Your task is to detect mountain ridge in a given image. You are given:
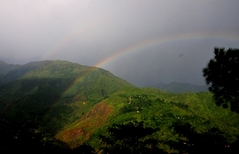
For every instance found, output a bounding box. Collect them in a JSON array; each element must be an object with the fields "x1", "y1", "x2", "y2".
[
  {"x1": 0, "y1": 60, "x2": 238, "y2": 153},
  {"x1": 152, "y1": 81, "x2": 208, "y2": 93},
  {"x1": 0, "y1": 60, "x2": 134, "y2": 133}
]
